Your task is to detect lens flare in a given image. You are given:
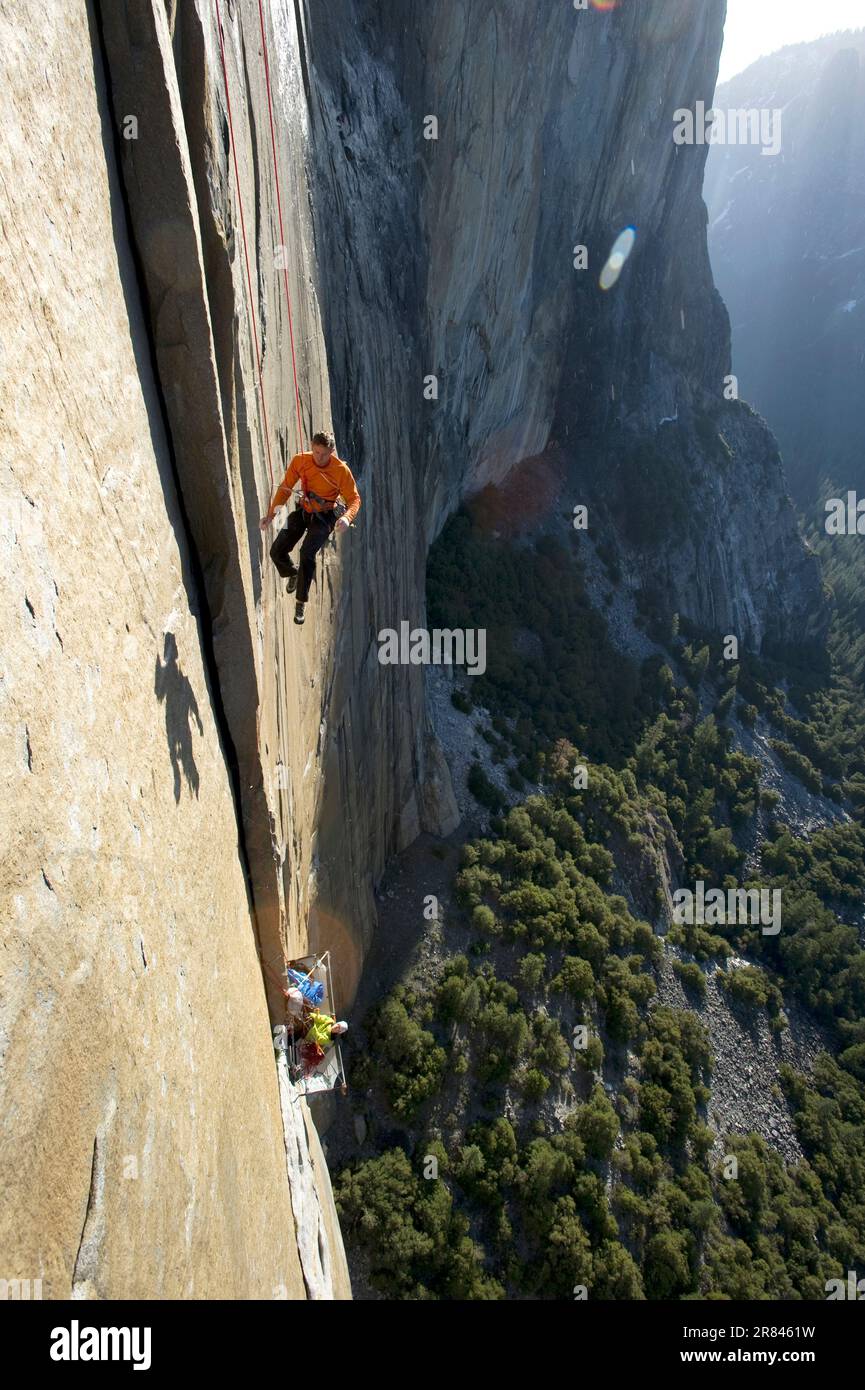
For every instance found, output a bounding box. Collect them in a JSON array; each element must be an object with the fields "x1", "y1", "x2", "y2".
[
  {"x1": 590, "y1": 0, "x2": 620, "y2": 11},
  {"x1": 599, "y1": 226, "x2": 636, "y2": 291},
  {"x1": 466, "y1": 445, "x2": 566, "y2": 537}
]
